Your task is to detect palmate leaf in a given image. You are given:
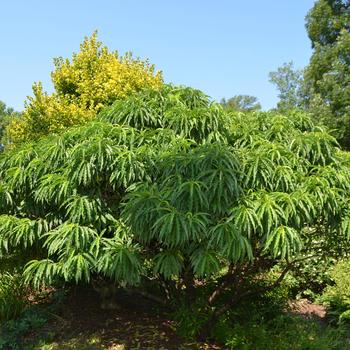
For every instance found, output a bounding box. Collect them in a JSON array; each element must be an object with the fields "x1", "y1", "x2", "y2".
[
  {"x1": 290, "y1": 130, "x2": 338, "y2": 166},
  {"x1": 97, "y1": 236, "x2": 141, "y2": 285},
  {"x1": 0, "y1": 184, "x2": 12, "y2": 210},
  {"x1": 313, "y1": 164, "x2": 350, "y2": 192},
  {"x1": 162, "y1": 106, "x2": 208, "y2": 141},
  {"x1": 44, "y1": 223, "x2": 98, "y2": 256},
  {"x1": 190, "y1": 248, "x2": 221, "y2": 277},
  {"x1": 106, "y1": 124, "x2": 139, "y2": 148},
  {"x1": 152, "y1": 206, "x2": 189, "y2": 247},
  {"x1": 262, "y1": 142, "x2": 296, "y2": 166},
  {"x1": 265, "y1": 115, "x2": 295, "y2": 142},
  {"x1": 229, "y1": 202, "x2": 261, "y2": 237},
  {"x1": 109, "y1": 148, "x2": 147, "y2": 188},
  {"x1": 23, "y1": 157, "x2": 47, "y2": 188},
  {"x1": 208, "y1": 219, "x2": 253, "y2": 261},
  {"x1": 242, "y1": 150, "x2": 276, "y2": 190},
  {"x1": 122, "y1": 184, "x2": 161, "y2": 244},
  {"x1": 66, "y1": 137, "x2": 117, "y2": 186},
  {"x1": 0, "y1": 215, "x2": 15, "y2": 254},
  {"x1": 254, "y1": 192, "x2": 286, "y2": 234},
  {"x1": 154, "y1": 250, "x2": 184, "y2": 279},
  {"x1": 271, "y1": 165, "x2": 299, "y2": 192},
  {"x1": 157, "y1": 151, "x2": 197, "y2": 180},
  {"x1": 264, "y1": 225, "x2": 302, "y2": 259},
  {"x1": 182, "y1": 211, "x2": 211, "y2": 241},
  {"x1": 0, "y1": 143, "x2": 37, "y2": 171},
  {"x1": 198, "y1": 145, "x2": 241, "y2": 213},
  {"x1": 0, "y1": 215, "x2": 47, "y2": 254},
  {"x1": 101, "y1": 93, "x2": 163, "y2": 129},
  {"x1": 167, "y1": 86, "x2": 210, "y2": 109},
  {"x1": 11, "y1": 218, "x2": 48, "y2": 248},
  {"x1": 163, "y1": 103, "x2": 228, "y2": 143},
  {"x1": 269, "y1": 192, "x2": 303, "y2": 228},
  {"x1": 204, "y1": 129, "x2": 230, "y2": 144},
  {"x1": 23, "y1": 259, "x2": 62, "y2": 289},
  {"x1": 71, "y1": 137, "x2": 115, "y2": 173},
  {"x1": 61, "y1": 251, "x2": 95, "y2": 283},
  {"x1": 170, "y1": 179, "x2": 209, "y2": 213},
  {"x1": 3, "y1": 166, "x2": 26, "y2": 192},
  {"x1": 65, "y1": 141, "x2": 98, "y2": 186},
  {"x1": 230, "y1": 114, "x2": 263, "y2": 148},
  {"x1": 39, "y1": 136, "x2": 67, "y2": 168},
  {"x1": 140, "y1": 128, "x2": 185, "y2": 151},
  {"x1": 203, "y1": 166, "x2": 240, "y2": 214},
  {"x1": 288, "y1": 110, "x2": 315, "y2": 132},
  {"x1": 301, "y1": 174, "x2": 339, "y2": 216},
  {"x1": 64, "y1": 195, "x2": 104, "y2": 225},
  {"x1": 152, "y1": 205, "x2": 210, "y2": 247},
  {"x1": 35, "y1": 173, "x2": 74, "y2": 205}
]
